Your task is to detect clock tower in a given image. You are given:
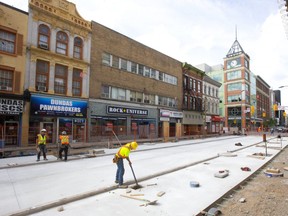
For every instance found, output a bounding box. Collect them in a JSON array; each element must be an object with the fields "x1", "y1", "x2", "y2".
[{"x1": 223, "y1": 35, "x2": 251, "y2": 133}]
